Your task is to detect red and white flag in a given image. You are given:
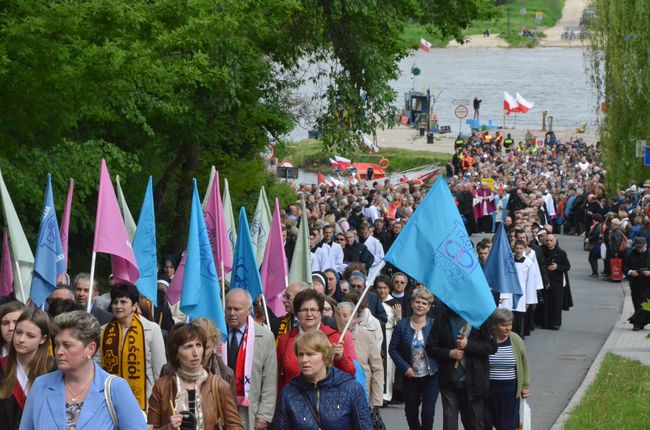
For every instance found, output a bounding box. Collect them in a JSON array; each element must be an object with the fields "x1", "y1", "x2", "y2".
[
  {"x1": 515, "y1": 92, "x2": 534, "y2": 113},
  {"x1": 419, "y1": 38, "x2": 432, "y2": 52},
  {"x1": 503, "y1": 92, "x2": 519, "y2": 115}
]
